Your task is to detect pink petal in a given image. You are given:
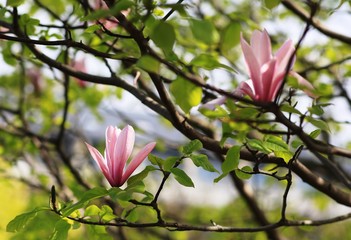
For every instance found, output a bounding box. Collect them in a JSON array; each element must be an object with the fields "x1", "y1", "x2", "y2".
[
  {"x1": 105, "y1": 126, "x2": 119, "y2": 175},
  {"x1": 290, "y1": 71, "x2": 316, "y2": 98},
  {"x1": 114, "y1": 125, "x2": 135, "y2": 184},
  {"x1": 85, "y1": 142, "x2": 115, "y2": 186},
  {"x1": 237, "y1": 80, "x2": 255, "y2": 100},
  {"x1": 275, "y1": 39, "x2": 295, "y2": 75},
  {"x1": 201, "y1": 96, "x2": 227, "y2": 110},
  {"x1": 260, "y1": 59, "x2": 277, "y2": 101},
  {"x1": 121, "y1": 142, "x2": 156, "y2": 185},
  {"x1": 250, "y1": 29, "x2": 272, "y2": 66},
  {"x1": 241, "y1": 34, "x2": 263, "y2": 99}
]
